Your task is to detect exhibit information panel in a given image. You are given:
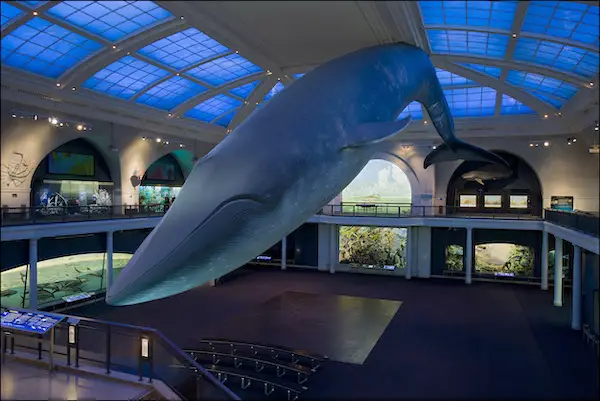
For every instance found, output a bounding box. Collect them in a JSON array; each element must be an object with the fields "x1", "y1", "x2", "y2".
[{"x1": 1, "y1": 309, "x2": 64, "y2": 334}]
